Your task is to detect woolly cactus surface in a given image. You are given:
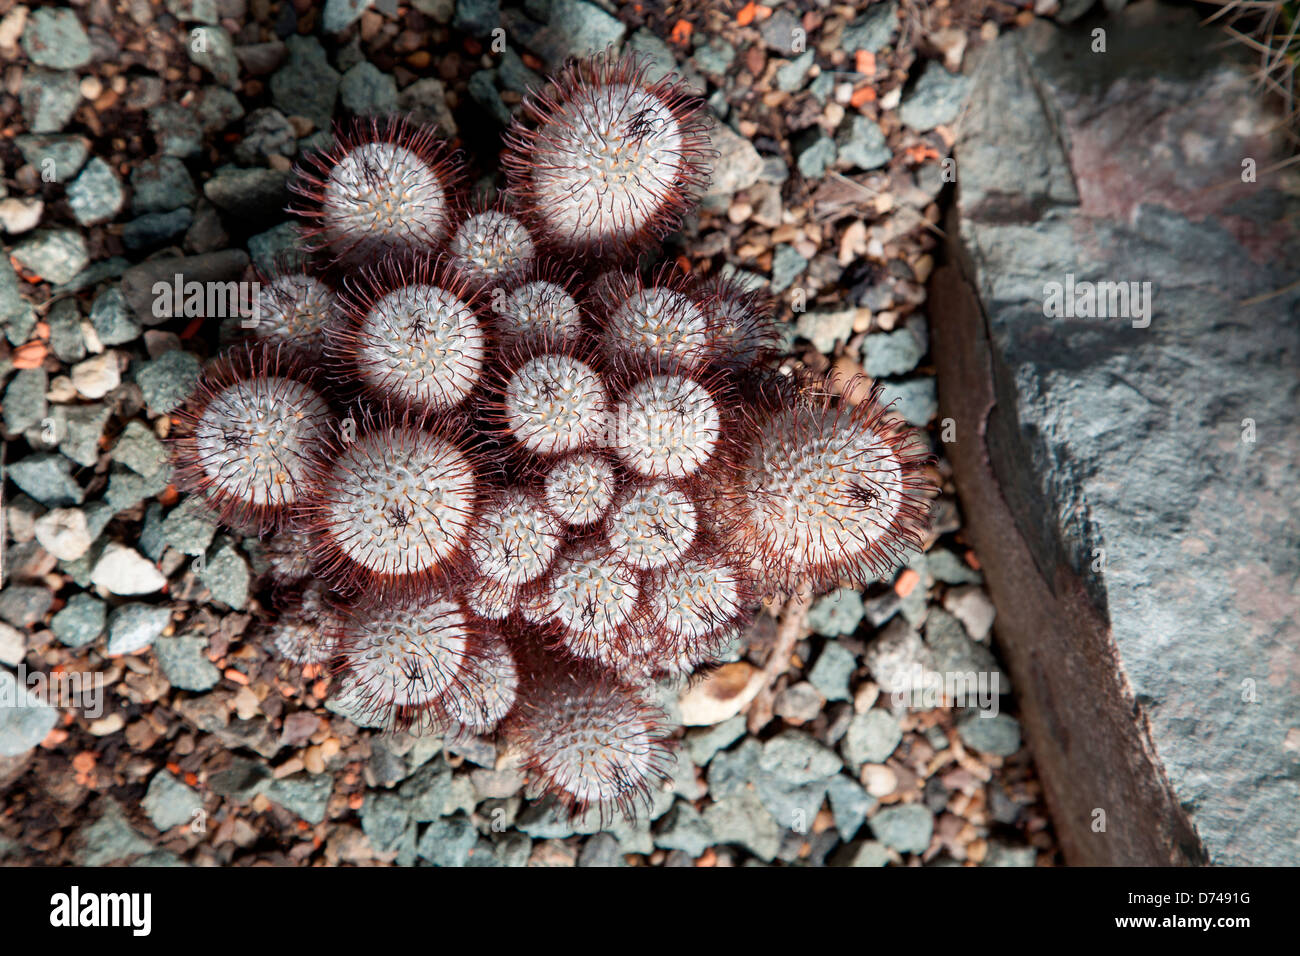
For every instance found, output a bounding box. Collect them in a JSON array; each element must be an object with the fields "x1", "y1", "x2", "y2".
[{"x1": 172, "y1": 53, "x2": 936, "y2": 822}]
